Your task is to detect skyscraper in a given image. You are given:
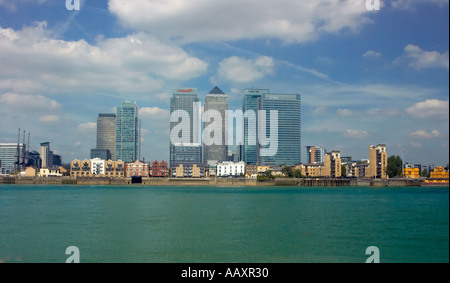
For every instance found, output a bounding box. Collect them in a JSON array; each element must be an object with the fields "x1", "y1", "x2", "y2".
[
  {"x1": 116, "y1": 101, "x2": 140, "y2": 163},
  {"x1": 204, "y1": 86, "x2": 228, "y2": 165},
  {"x1": 242, "y1": 89, "x2": 270, "y2": 165},
  {"x1": 40, "y1": 142, "x2": 52, "y2": 169},
  {"x1": 242, "y1": 89, "x2": 301, "y2": 166},
  {"x1": 170, "y1": 88, "x2": 202, "y2": 167},
  {"x1": 0, "y1": 143, "x2": 24, "y2": 174},
  {"x1": 97, "y1": 113, "x2": 116, "y2": 160}
]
